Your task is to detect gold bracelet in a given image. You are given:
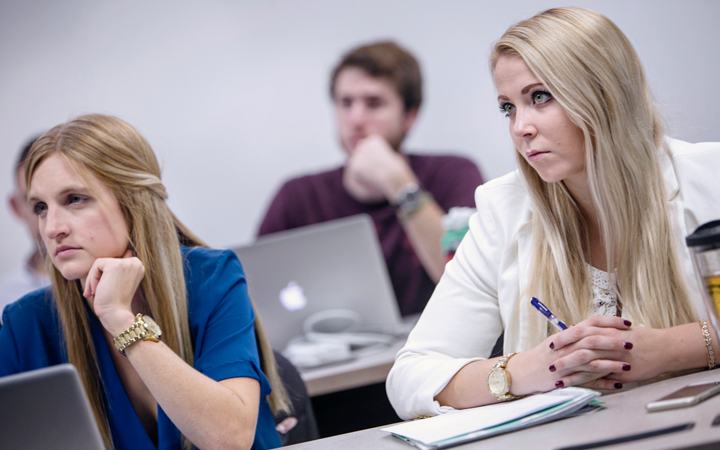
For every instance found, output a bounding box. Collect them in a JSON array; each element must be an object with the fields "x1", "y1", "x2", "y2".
[{"x1": 700, "y1": 320, "x2": 716, "y2": 370}]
